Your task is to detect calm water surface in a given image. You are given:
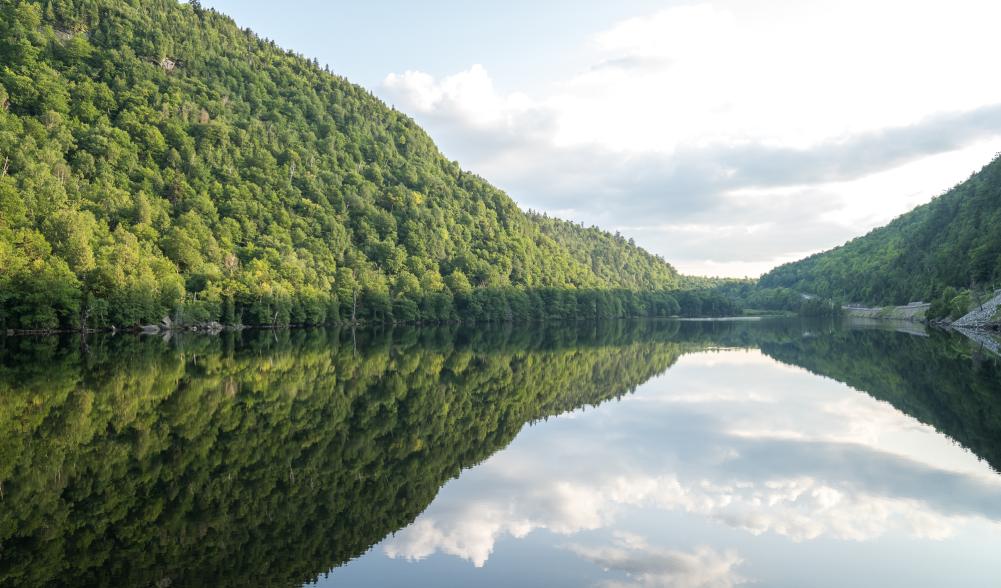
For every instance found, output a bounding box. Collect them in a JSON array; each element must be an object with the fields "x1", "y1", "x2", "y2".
[{"x1": 3, "y1": 319, "x2": 1001, "y2": 587}]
